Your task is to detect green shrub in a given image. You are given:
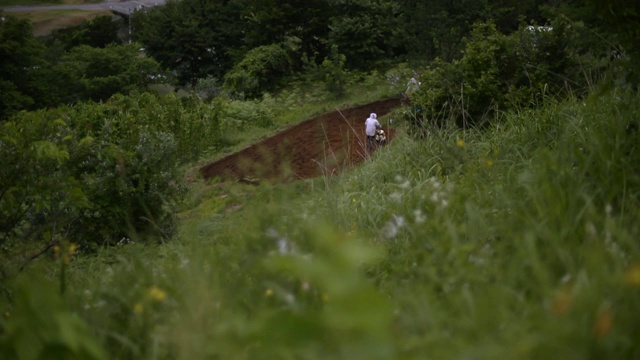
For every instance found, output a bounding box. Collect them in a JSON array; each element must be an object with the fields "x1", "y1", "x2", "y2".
[
  {"x1": 319, "y1": 45, "x2": 348, "y2": 99},
  {"x1": 0, "y1": 91, "x2": 230, "y2": 254},
  {"x1": 408, "y1": 17, "x2": 607, "y2": 132},
  {"x1": 223, "y1": 44, "x2": 293, "y2": 99}
]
